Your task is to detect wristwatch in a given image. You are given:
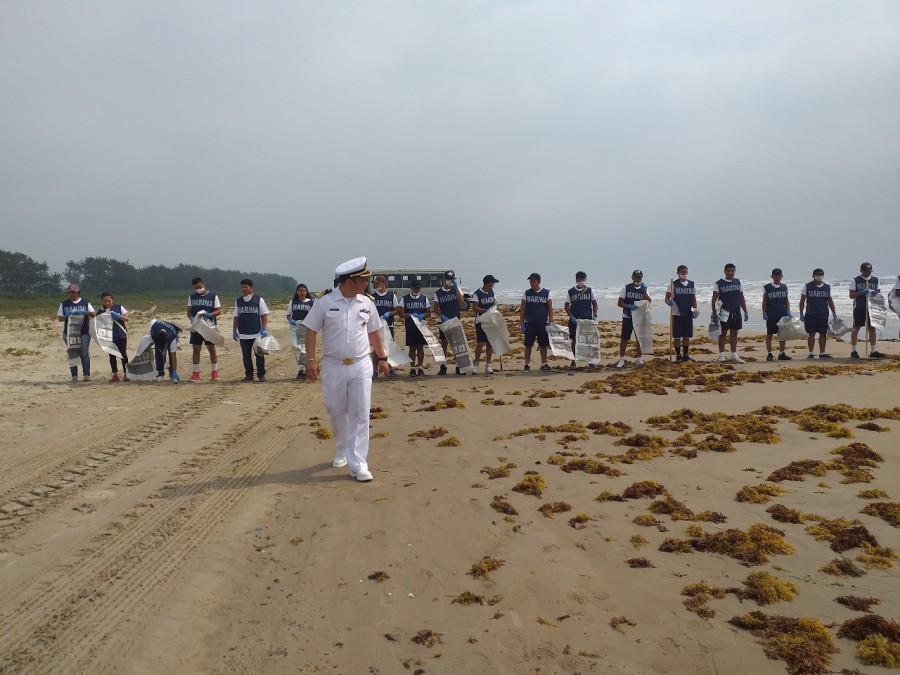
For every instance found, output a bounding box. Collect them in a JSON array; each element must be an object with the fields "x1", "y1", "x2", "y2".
[{"x1": 377, "y1": 355, "x2": 388, "y2": 362}]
